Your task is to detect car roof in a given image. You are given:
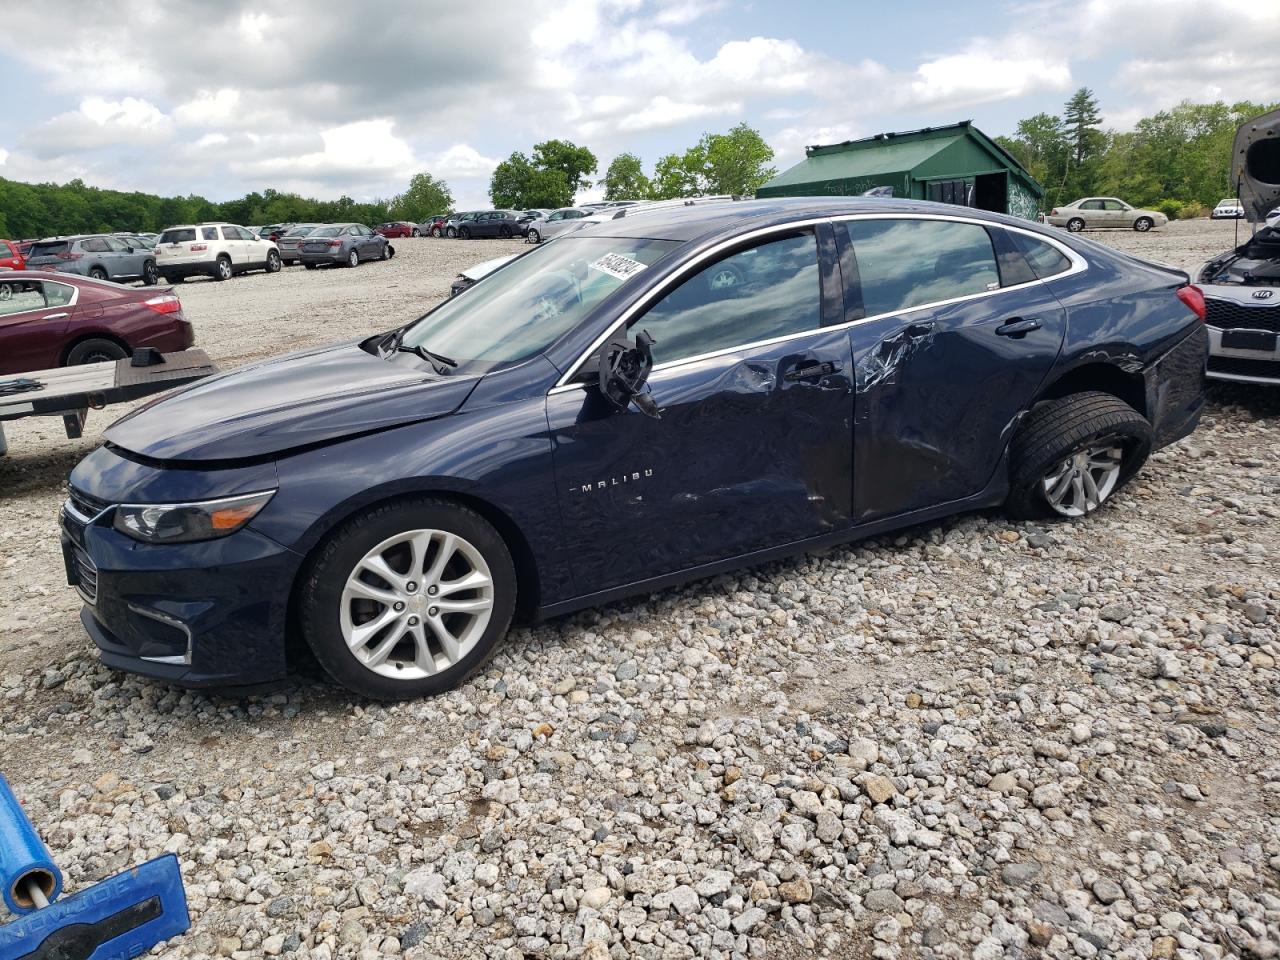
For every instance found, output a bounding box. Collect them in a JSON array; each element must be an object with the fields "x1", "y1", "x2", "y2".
[{"x1": 570, "y1": 196, "x2": 1055, "y2": 243}]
